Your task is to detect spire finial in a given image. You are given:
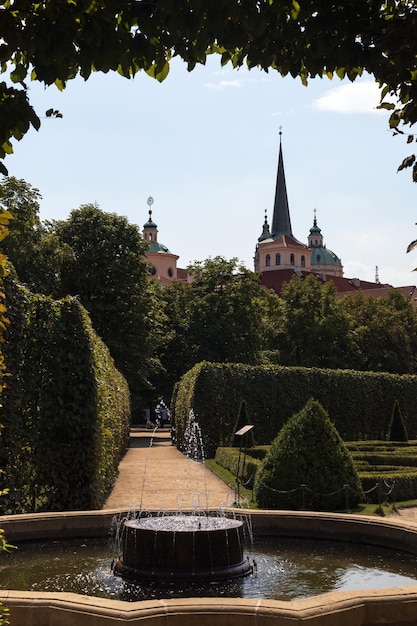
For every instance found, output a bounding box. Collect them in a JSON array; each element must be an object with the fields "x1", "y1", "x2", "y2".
[
  {"x1": 313, "y1": 208, "x2": 317, "y2": 227},
  {"x1": 147, "y1": 196, "x2": 154, "y2": 221},
  {"x1": 264, "y1": 208, "x2": 268, "y2": 223},
  {"x1": 271, "y1": 129, "x2": 292, "y2": 237}
]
